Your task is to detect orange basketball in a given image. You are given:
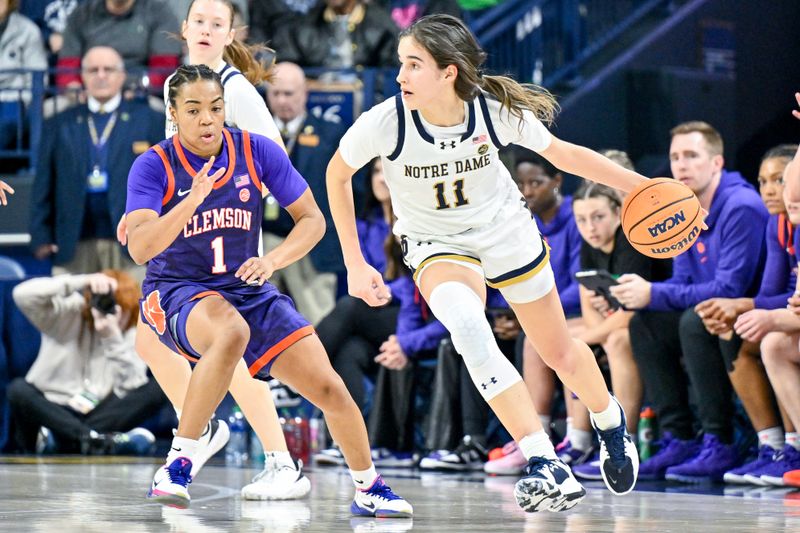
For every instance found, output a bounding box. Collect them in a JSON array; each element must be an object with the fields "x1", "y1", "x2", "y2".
[{"x1": 621, "y1": 178, "x2": 703, "y2": 259}]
